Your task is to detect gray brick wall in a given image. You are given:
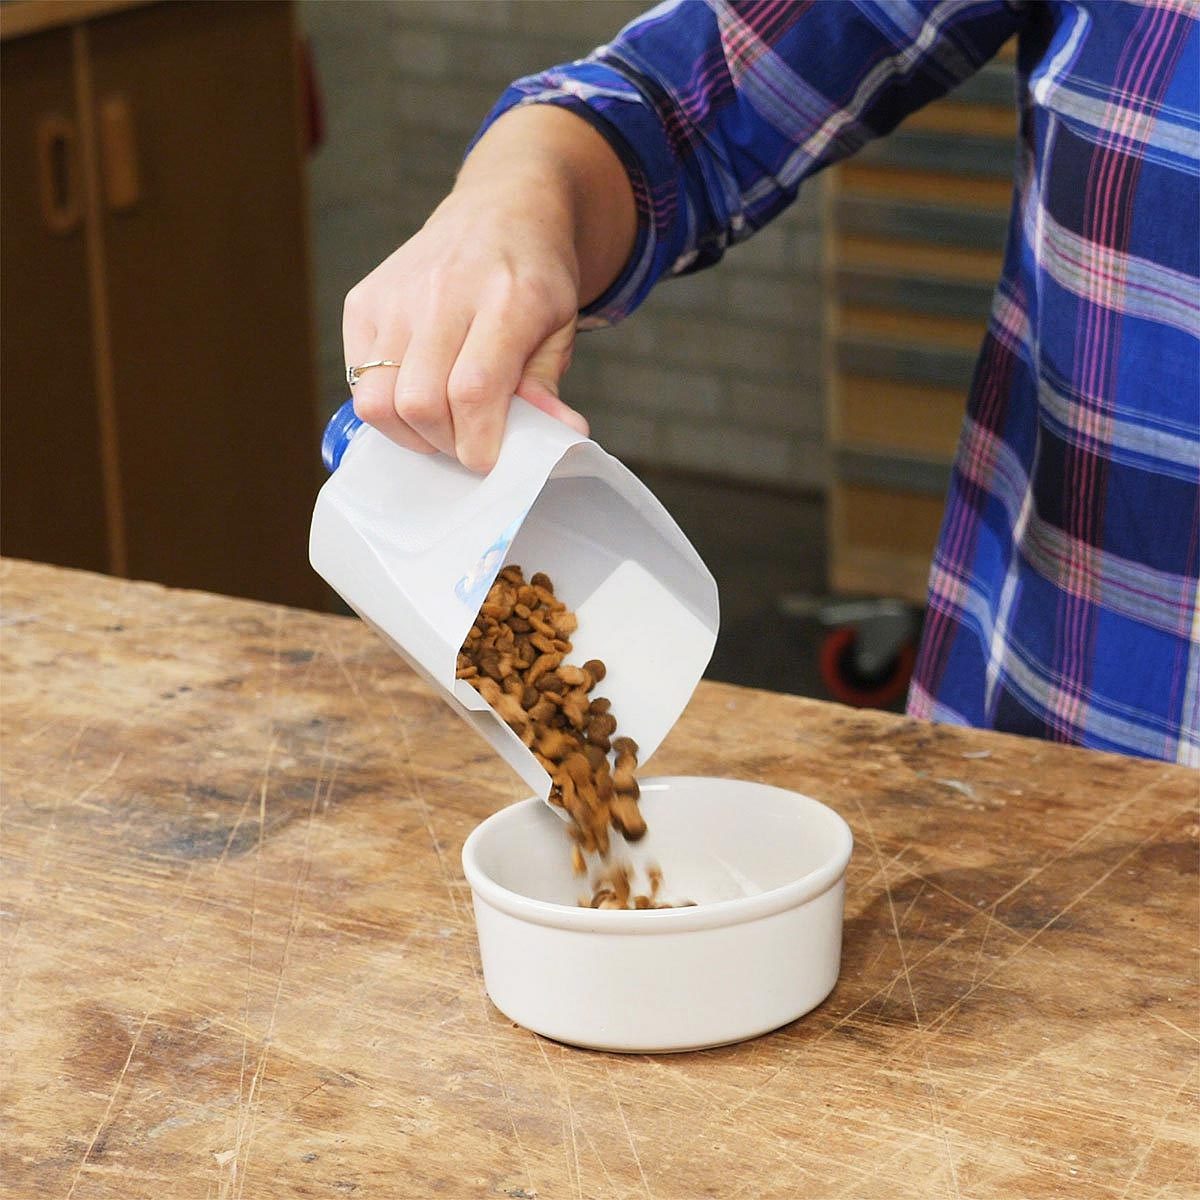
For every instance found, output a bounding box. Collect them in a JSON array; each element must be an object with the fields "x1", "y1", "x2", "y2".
[{"x1": 302, "y1": 0, "x2": 829, "y2": 491}]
